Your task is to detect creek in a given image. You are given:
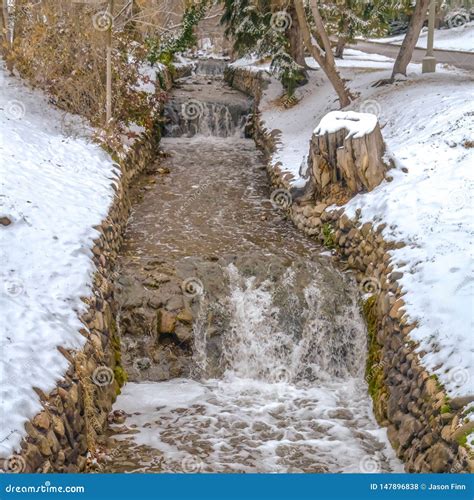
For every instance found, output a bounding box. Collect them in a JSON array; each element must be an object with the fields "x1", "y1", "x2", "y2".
[{"x1": 100, "y1": 61, "x2": 401, "y2": 473}]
